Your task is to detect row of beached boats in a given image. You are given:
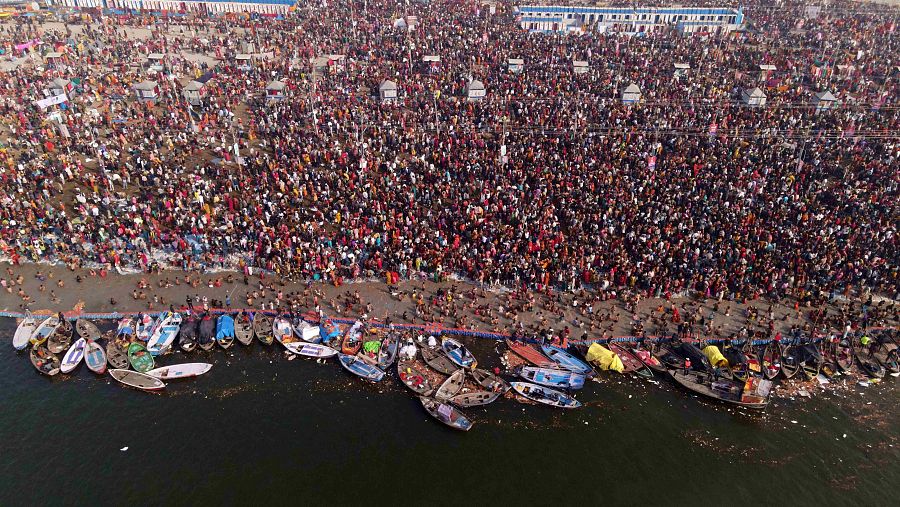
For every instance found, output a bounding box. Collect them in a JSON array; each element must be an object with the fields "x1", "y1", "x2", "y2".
[
  {"x1": 12, "y1": 310, "x2": 898, "y2": 430},
  {"x1": 12, "y1": 311, "x2": 215, "y2": 391}
]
